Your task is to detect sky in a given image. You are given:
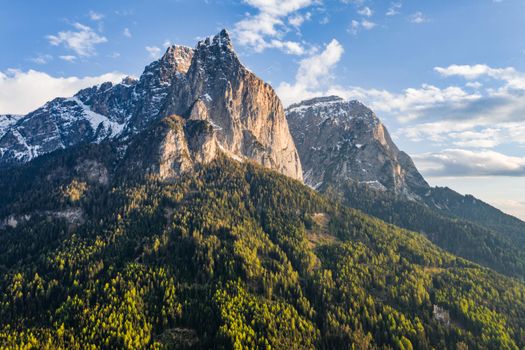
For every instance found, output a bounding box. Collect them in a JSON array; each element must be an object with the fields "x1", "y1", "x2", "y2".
[{"x1": 1, "y1": 0, "x2": 525, "y2": 219}]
